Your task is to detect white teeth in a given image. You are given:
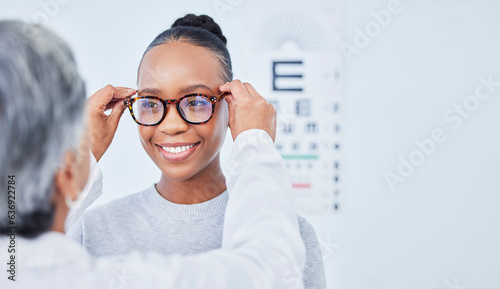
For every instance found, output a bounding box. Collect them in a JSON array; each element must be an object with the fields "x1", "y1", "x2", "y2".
[{"x1": 160, "y1": 144, "x2": 195, "y2": 154}]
